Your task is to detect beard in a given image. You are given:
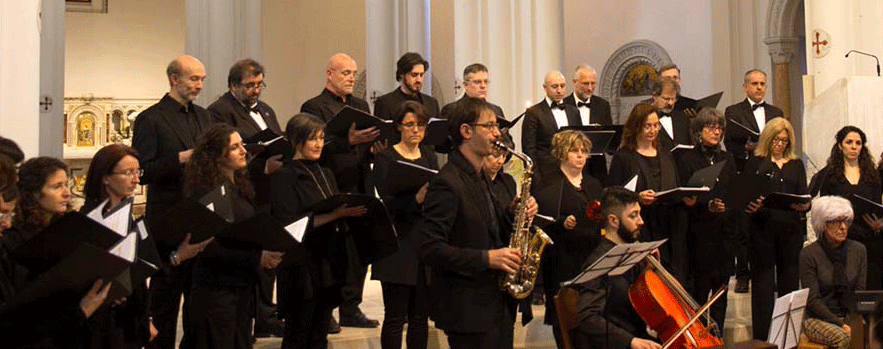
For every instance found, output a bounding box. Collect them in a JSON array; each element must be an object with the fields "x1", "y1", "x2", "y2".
[{"x1": 616, "y1": 223, "x2": 640, "y2": 243}]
